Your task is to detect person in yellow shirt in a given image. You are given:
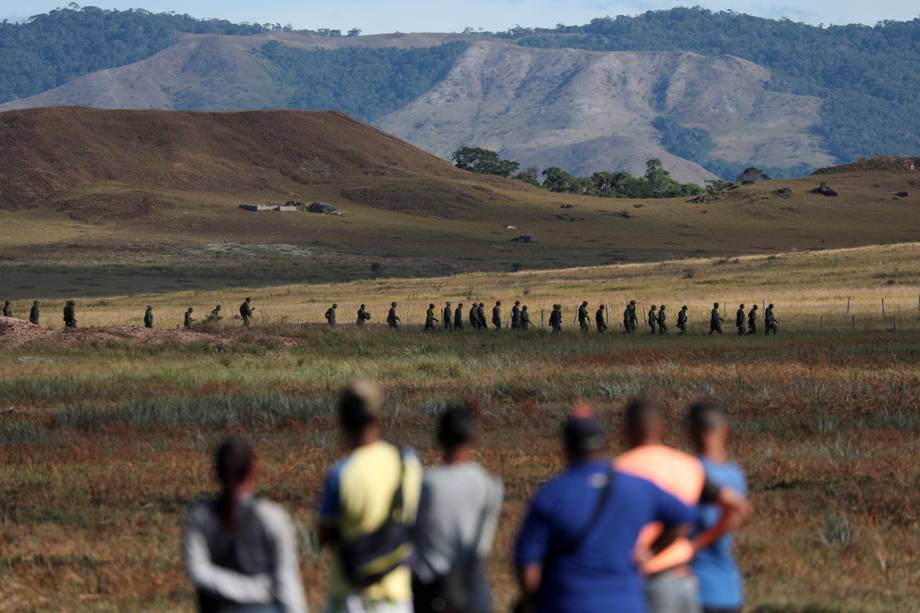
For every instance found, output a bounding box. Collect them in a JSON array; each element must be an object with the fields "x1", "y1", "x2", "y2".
[{"x1": 319, "y1": 381, "x2": 422, "y2": 613}]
